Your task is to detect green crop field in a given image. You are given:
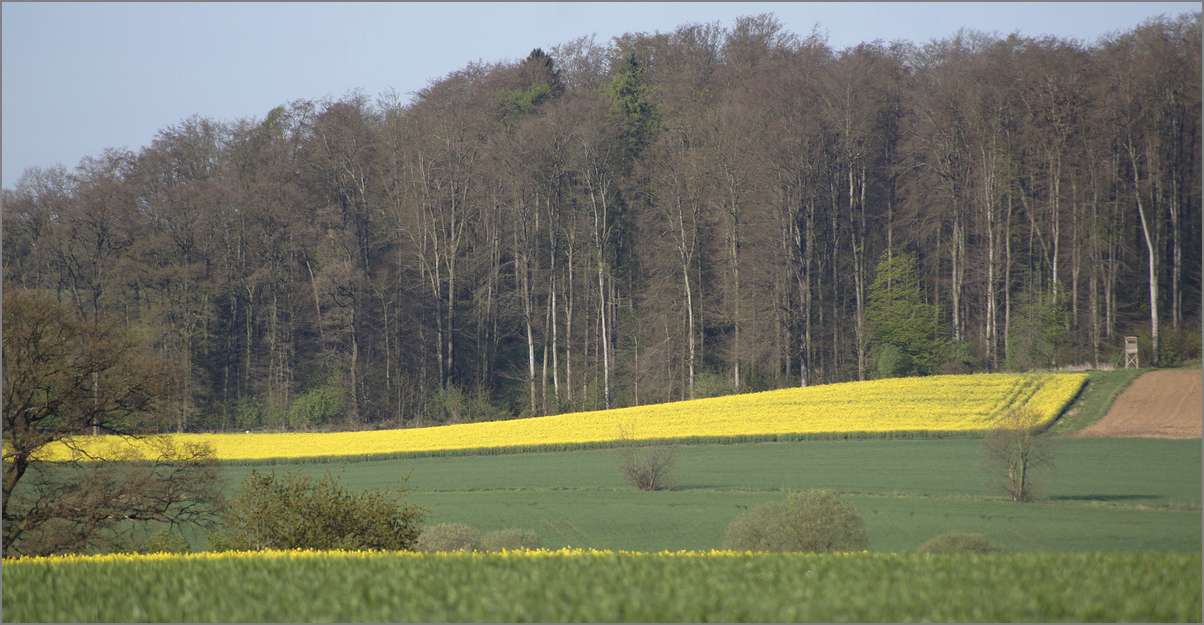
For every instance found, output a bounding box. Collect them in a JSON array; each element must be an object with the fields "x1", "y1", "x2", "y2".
[
  {"x1": 5, "y1": 550, "x2": 1200, "y2": 622},
  {"x1": 7, "y1": 370, "x2": 1201, "y2": 622},
  {"x1": 207, "y1": 437, "x2": 1201, "y2": 552}
]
